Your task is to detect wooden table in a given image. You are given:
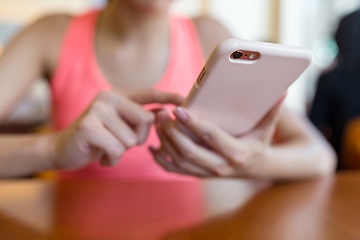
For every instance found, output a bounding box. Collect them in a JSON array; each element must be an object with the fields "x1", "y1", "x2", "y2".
[{"x1": 0, "y1": 171, "x2": 359, "y2": 240}]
